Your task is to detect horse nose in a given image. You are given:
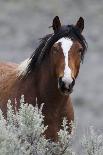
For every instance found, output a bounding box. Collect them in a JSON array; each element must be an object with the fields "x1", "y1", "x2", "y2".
[{"x1": 59, "y1": 77, "x2": 75, "y2": 90}]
